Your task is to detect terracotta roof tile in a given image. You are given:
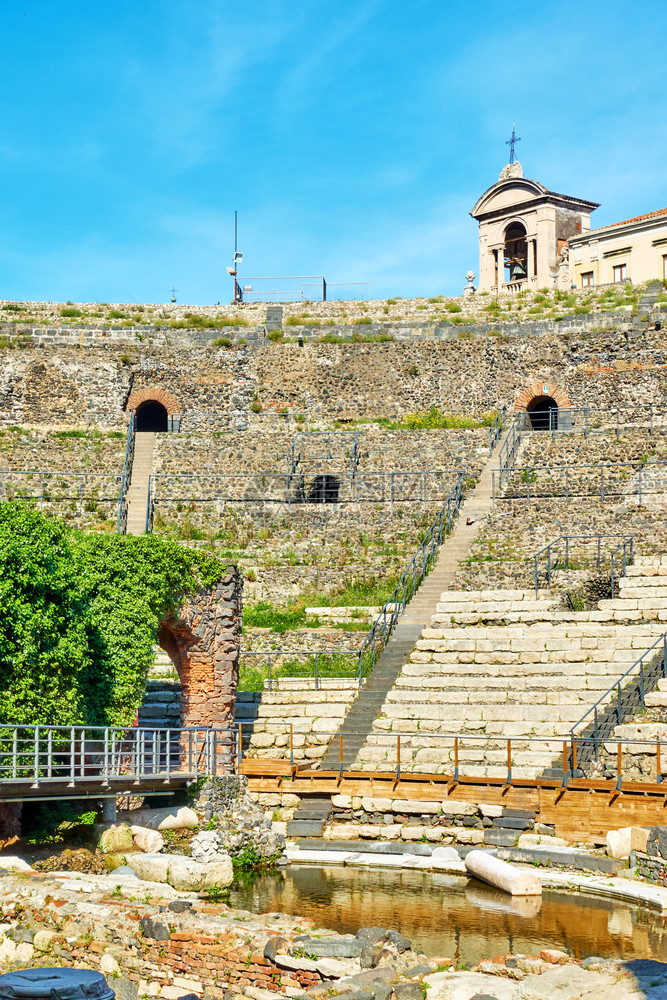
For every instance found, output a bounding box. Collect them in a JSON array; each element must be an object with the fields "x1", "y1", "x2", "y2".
[{"x1": 586, "y1": 206, "x2": 667, "y2": 235}]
